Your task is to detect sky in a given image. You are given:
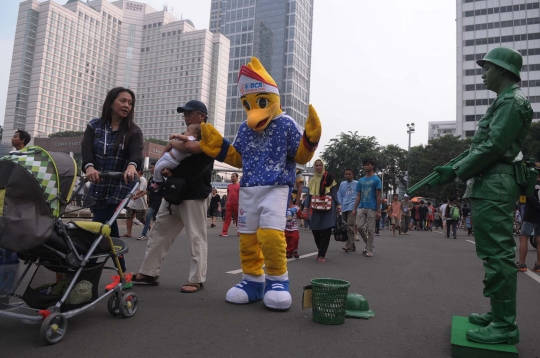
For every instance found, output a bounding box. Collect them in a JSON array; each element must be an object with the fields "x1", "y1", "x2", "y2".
[{"x1": 0, "y1": 0, "x2": 456, "y2": 153}]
